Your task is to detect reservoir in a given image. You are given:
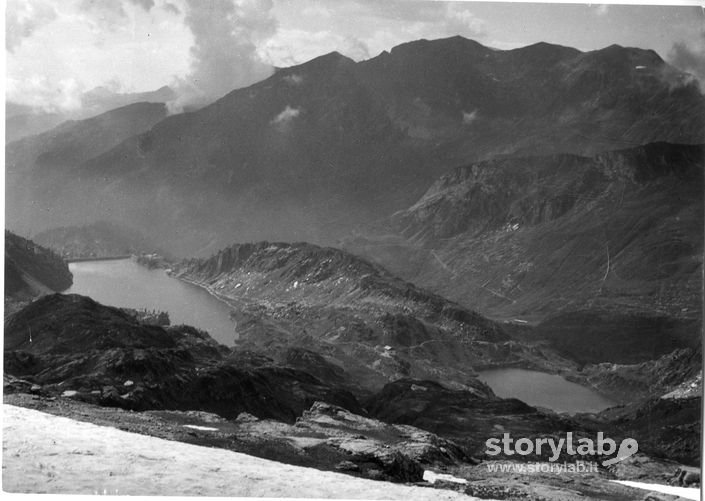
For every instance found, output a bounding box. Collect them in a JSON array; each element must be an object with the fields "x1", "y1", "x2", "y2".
[
  {"x1": 67, "y1": 259, "x2": 616, "y2": 413},
  {"x1": 478, "y1": 368, "x2": 616, "y2": 414},
  {"x1": 67, "y1": 259, "x2": 238, "y2": 346}
]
